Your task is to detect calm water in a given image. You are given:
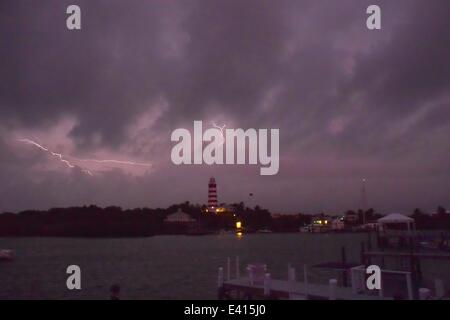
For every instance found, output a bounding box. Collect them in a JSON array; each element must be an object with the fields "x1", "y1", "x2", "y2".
[{"x1": 0, "y1": 234, "x2": 448, "y2": 299}]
